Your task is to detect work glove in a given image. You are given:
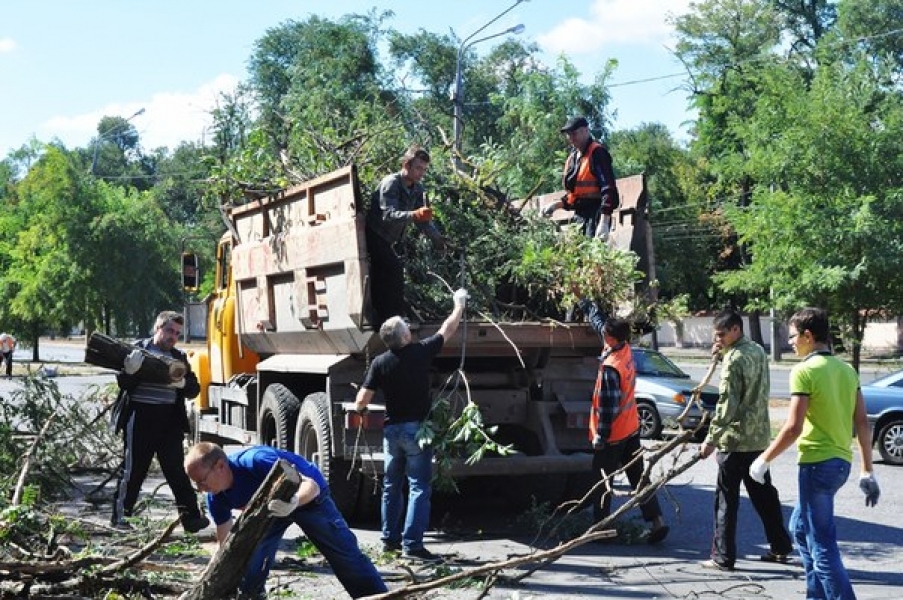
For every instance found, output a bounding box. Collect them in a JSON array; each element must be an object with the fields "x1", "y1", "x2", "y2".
[
  {"x1": 541, "y1": 203, "x2": 558, "y2": 217},
  {"x1": 412, "y1": 207, "x2": 433, "y2": 222},
  {"x1": 123, "y1": 349, "x2": 144, "y2": 375},
  {"x1": 595, "y1": 214, "x2": 612, "y2": 240},
  {"x1": 859, "y1": 472, "x2": 880, "y2": 507},
  {"x1": 749, "y1": 455, "x2": 770, "y2": 484},
  {"x1": 169, "y1": 377, "x2": 186, "y2": 389},
  {"x1": 453, "y1": 288, "x2": 469, "y2": 308},
  {"x1": 592, "y1": 433, "x2": 606, "y2": 450},
  {"x1": 268, "y1": 496, "x2": 299, "y2": 517}
]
